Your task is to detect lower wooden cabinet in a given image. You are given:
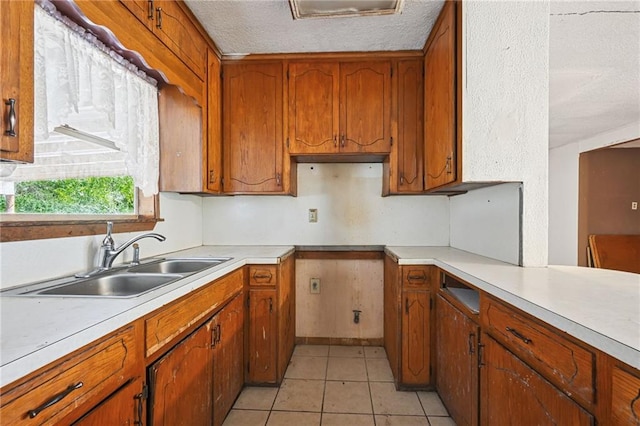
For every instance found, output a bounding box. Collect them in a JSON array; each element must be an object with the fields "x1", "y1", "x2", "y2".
[
  {"x1": 148, "y1": 292, "x2": 245, "y2": 426},
  {"x1": 246, "y1": 255, "x2": 295, "y2": 385},
  {"x1": 610, "y1": 364, "x2": 640, "y2": 425},
  {"x1": 212, "y1": 294, "x2": 244, "y2": 426},
  {"x1": 0, "y1": 324, "x2": 141, "y2": 426},
  {"x1": 480, "y1": 334, "x2": 594, "y2": 425},
  {"x1": 73, "y1": 377, "x2": 146, "y2": 426},
  {"x1": 436, "y1": 293, "x2": 479, "y2": 426},
  {"x1": 384, "y1": 255, "x2": 433, "y2": 388},
  {"x1": 149, "y1": 318, "x2": 214, "y2": 426}
]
